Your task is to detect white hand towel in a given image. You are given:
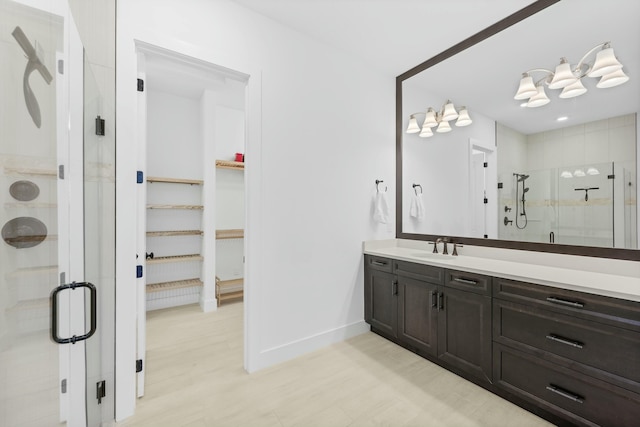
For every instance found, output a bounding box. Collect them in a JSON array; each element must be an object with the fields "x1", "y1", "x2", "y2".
[
  {"x1": 410, "y1": 192, "x2": 425, "y2": 220},
  {"x1": 373, "y1": 192, "x2": 389, "y2": 224}
]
